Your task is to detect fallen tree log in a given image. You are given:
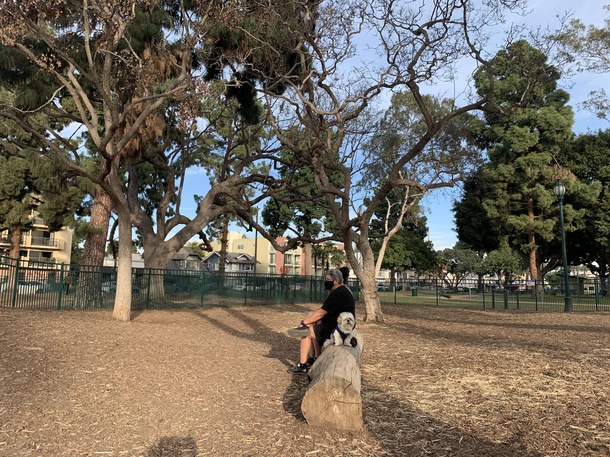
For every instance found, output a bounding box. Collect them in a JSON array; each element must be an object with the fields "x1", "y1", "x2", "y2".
[{"x1": 301, "y1": 330, "x2": 364, "y2": 431}]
